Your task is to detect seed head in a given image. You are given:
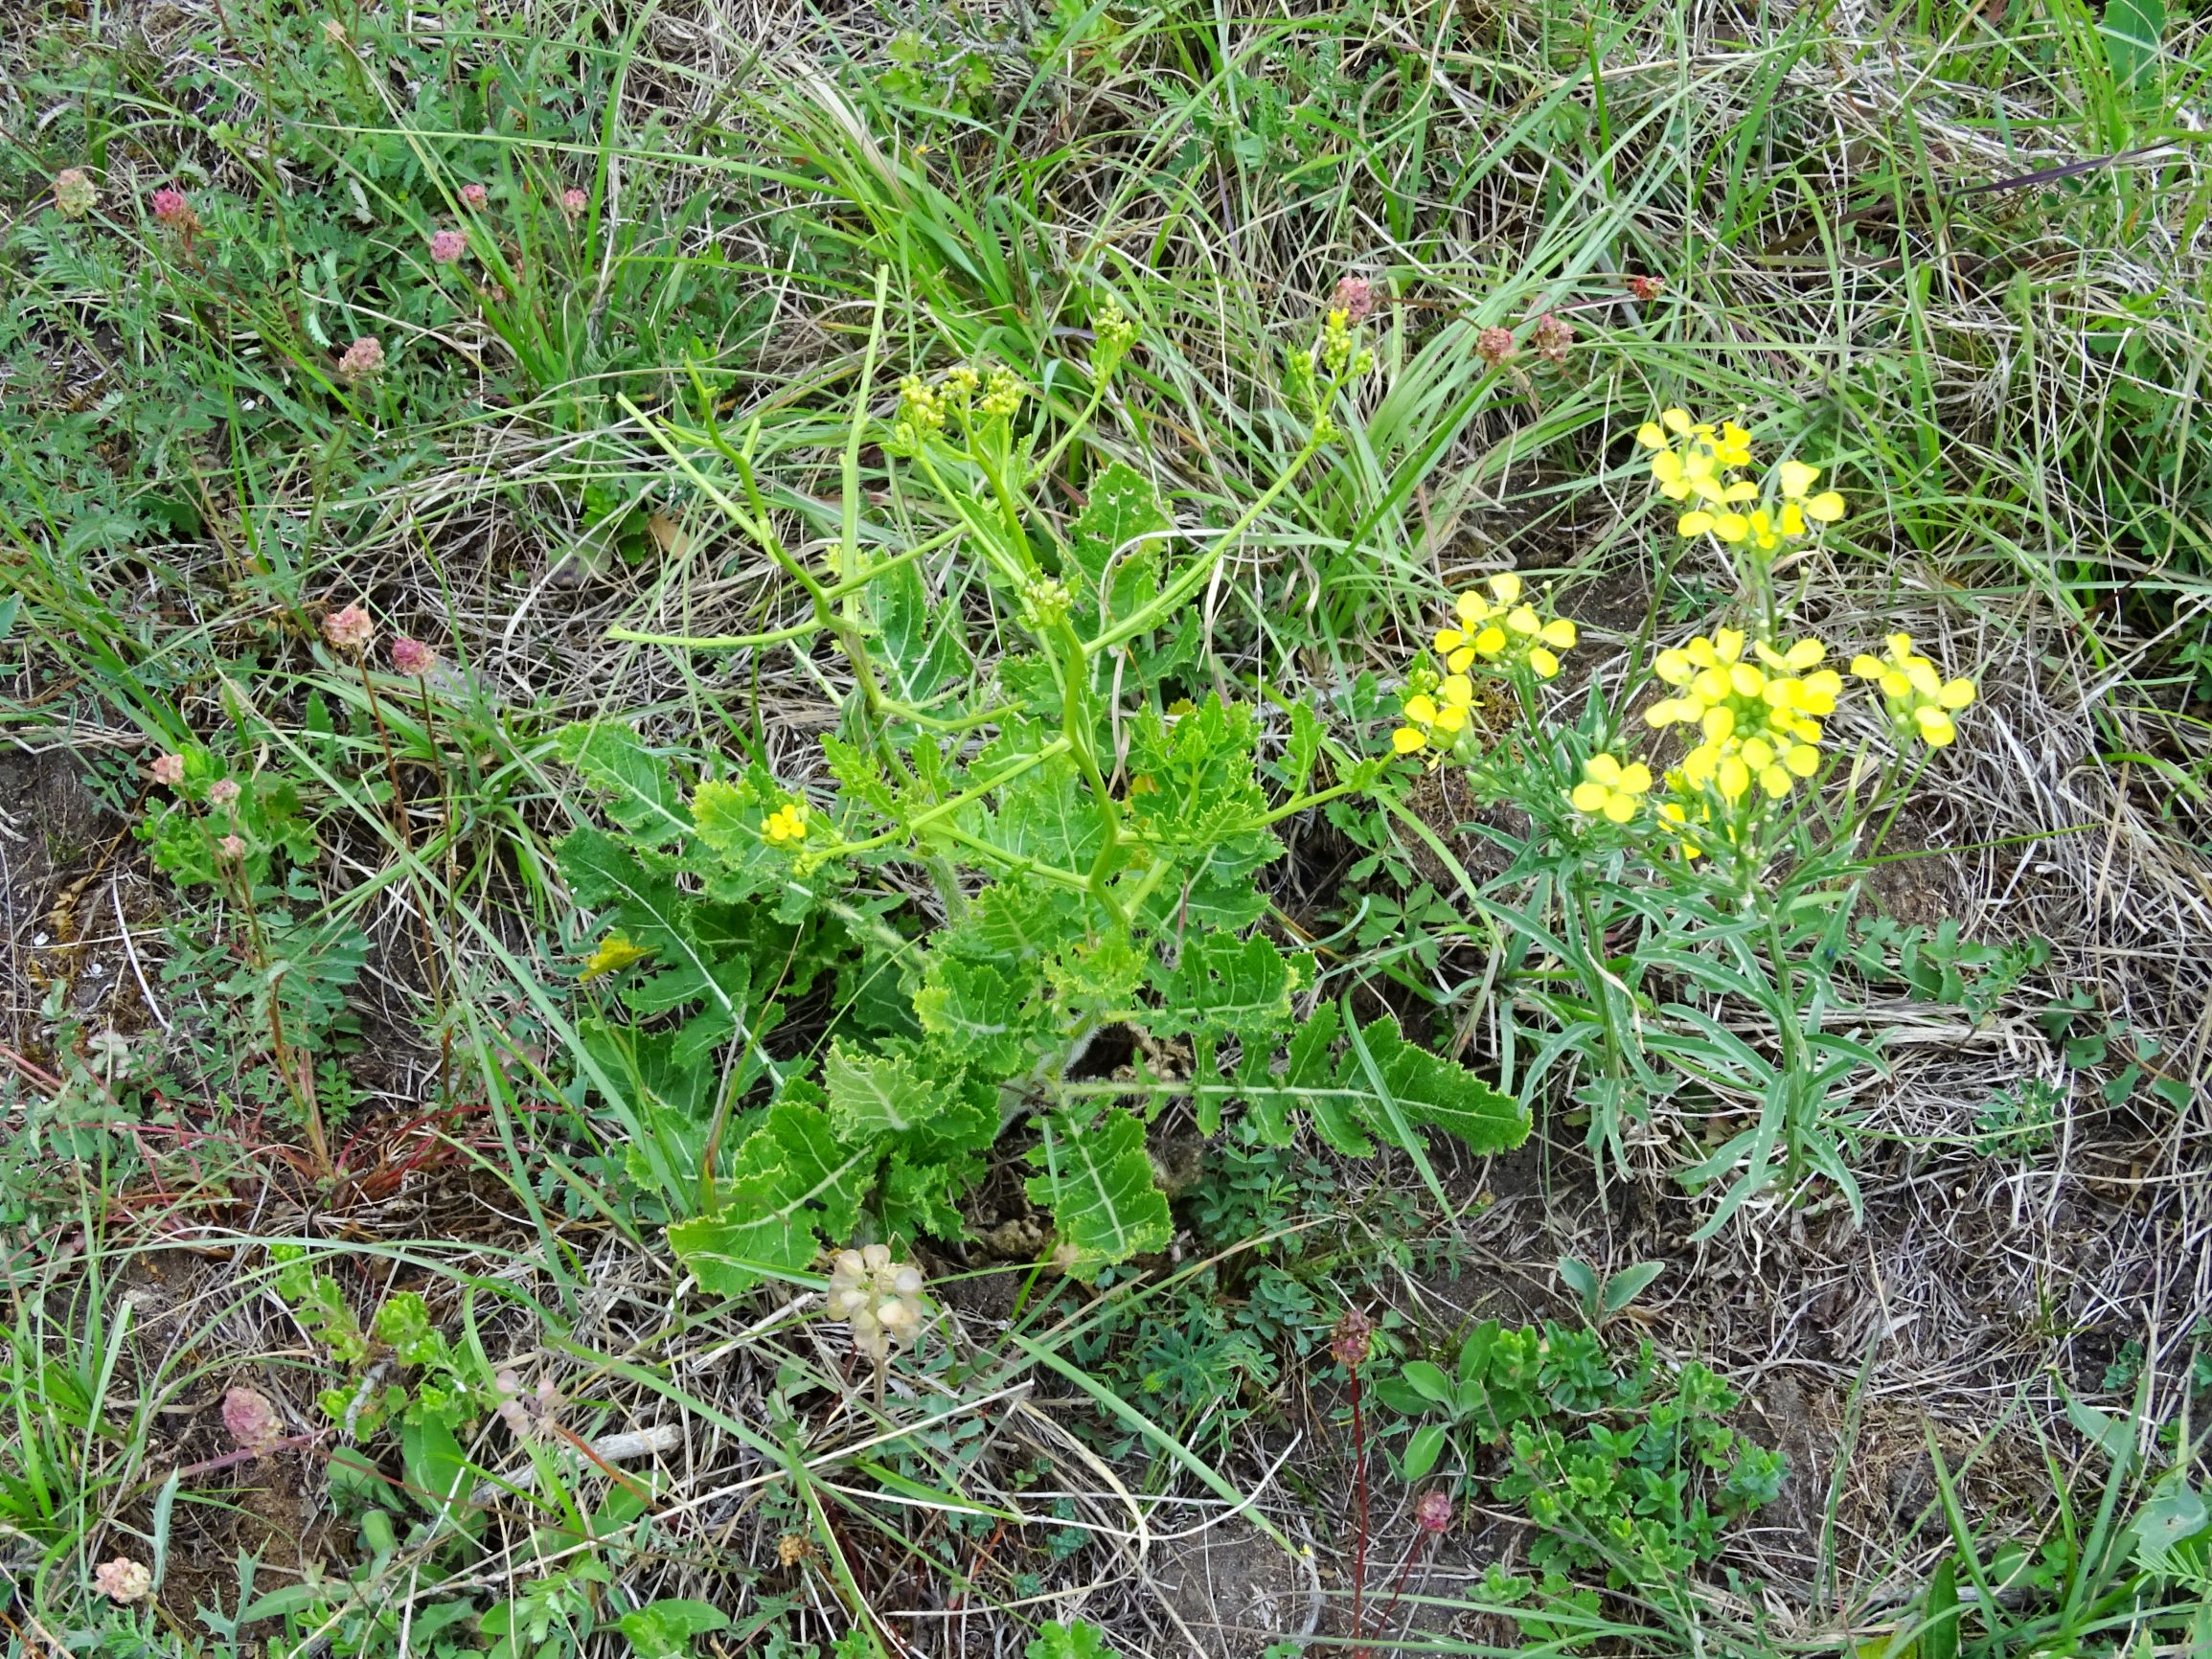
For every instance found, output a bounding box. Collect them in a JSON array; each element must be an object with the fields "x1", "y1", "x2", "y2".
[
  {"x1": 94, "y1": 1558, "x2": 153, "y2": 1603},
  {"x1": 1413, "y1": 1489, "x2": 1452, "y2": 1534},
  {"x1": 390, "y1": 636, "x2": 435, "y2": 675},
  {"x1": 1476, "y1": 326, "x2": 1516, "y2": 368},
  {"x1": 150, "y1": 753, "x2": 186, "y2": 786},
  {"x1": 1331, "y1": 1307, "x2": 1374, "y2": 1372},
  {"x1": 337, "y1": 336, "x2": 385, "y2": 382},
  {"x1": 217, "y1": 833, "x2": 247, "y2": 860},
  {"x1": 1531, "y1": 311, "x2": 1575, "y2": 365},
  {"x1": 207, "y1": 777, "x2": 241, "y2": 808},
  {"x1": 54, "y1": 168, "x2": 98, "y2": 219},
  {"x1": 826, "y1": 1243, "x2": 928, "y2": 1363},
  {"x1": 459, "y1": 182, "x2": 489, "y2": 210},
  {"x1": 1627, "y1": 274, "x2": 1663, "y2": 302},
  {"x1": 428, "y1": 229, "x2": 466, "y2": 263},
  {"x1": 323, "y1": 603, "x2": 374, "y2": 652},
  {"x1": 1332, "y1": 274, "x2": 1376, "y2": 324}
]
